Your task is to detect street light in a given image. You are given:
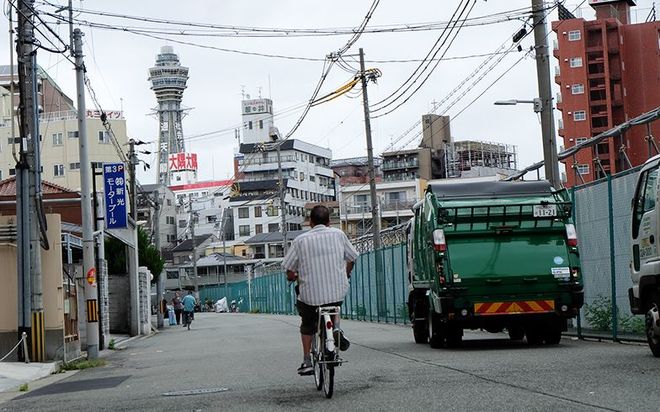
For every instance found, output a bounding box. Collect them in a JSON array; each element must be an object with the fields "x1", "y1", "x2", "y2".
[
  {"x1": 494, "y1": 98, "x2": 542, "y2": 113},
  {"x1": 494, "y1": 96, "x2": 561, "y2": 188}
]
